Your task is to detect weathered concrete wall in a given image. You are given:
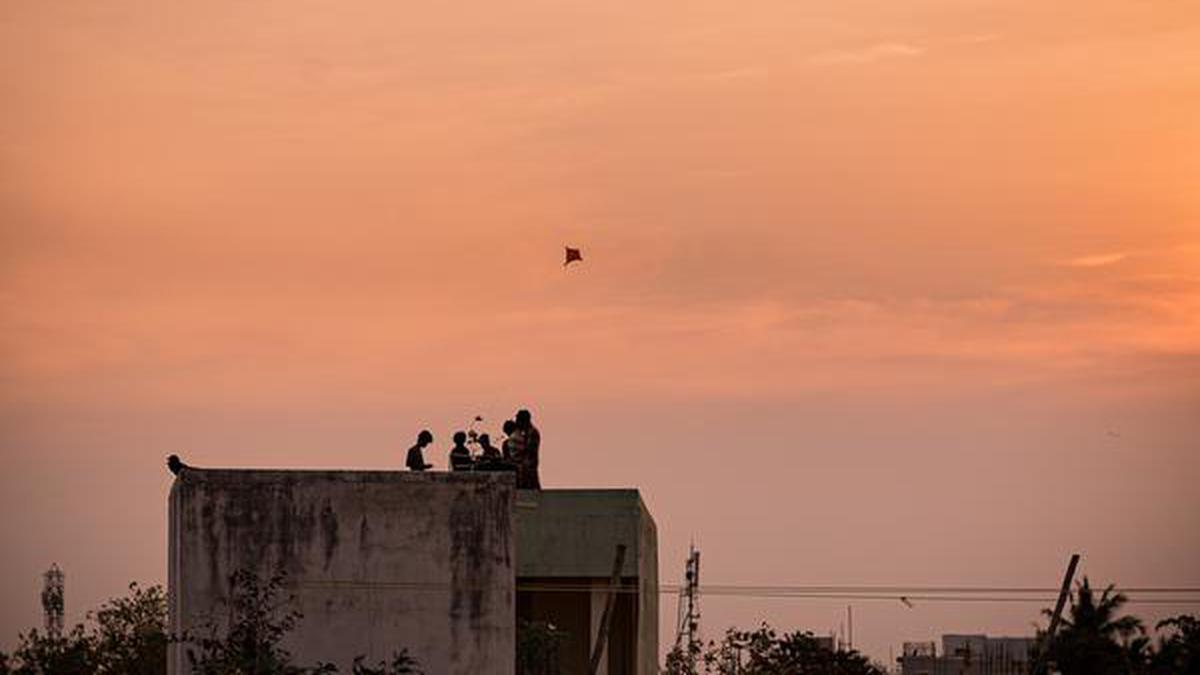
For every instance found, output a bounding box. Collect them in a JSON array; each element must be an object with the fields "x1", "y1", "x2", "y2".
[
  {"x1": 515, "y1": 489, "x2": 659, "y2": 675},
  {"x1": 636, "y1": 500, "x2": 659, "y2": 675},
  {"x1": 169, "y1": 470, "x2": 515, "y2": 675}
]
